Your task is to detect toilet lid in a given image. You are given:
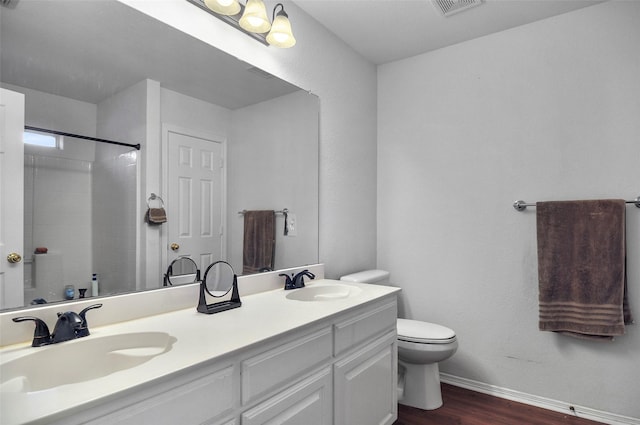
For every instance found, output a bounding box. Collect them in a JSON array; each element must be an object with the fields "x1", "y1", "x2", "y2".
[{"x1": 397, "y1": 318, "x2": 456, "y2": 344}]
